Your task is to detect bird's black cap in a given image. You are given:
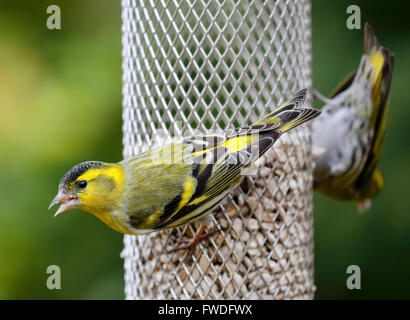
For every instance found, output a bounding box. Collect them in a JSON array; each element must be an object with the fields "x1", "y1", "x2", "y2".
[{"x1": 59, "y1": 161, "x2": 105, "y2": 188}]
